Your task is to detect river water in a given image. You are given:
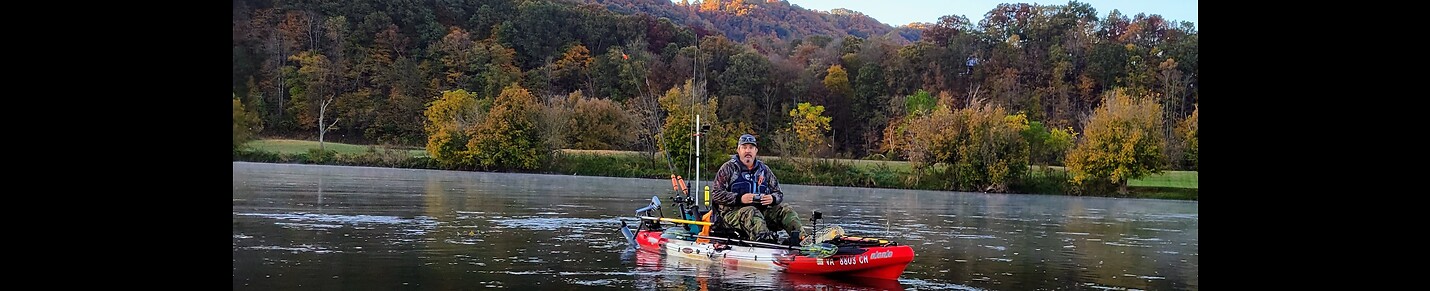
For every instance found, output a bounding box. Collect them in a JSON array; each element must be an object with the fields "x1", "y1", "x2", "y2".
[{"x1": 232, "y1": 162, "x2": 1198, "y2": 290}]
